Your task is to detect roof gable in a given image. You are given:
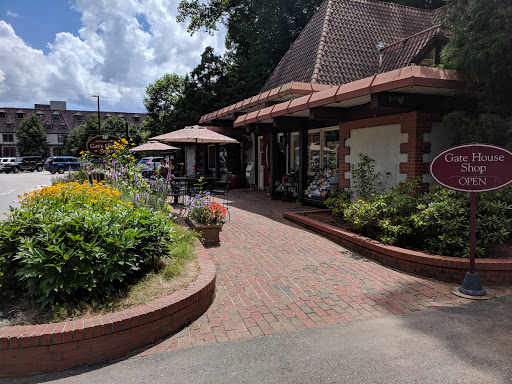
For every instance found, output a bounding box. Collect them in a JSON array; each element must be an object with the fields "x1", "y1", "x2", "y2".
[{"x1": 261, "y1": 0, "x2": 437, "y2": 92}]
